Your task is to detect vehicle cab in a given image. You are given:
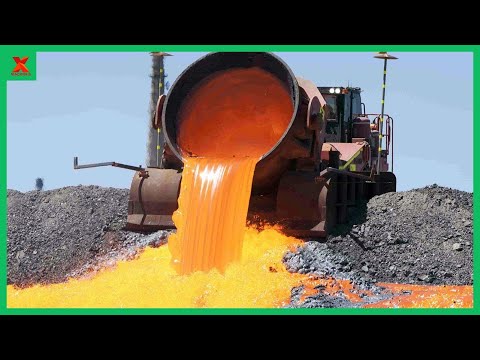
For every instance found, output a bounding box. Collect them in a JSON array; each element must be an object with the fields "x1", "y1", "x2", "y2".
[{"x1": 318, "y1": 86, "x2": 364, "y2": 143}]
